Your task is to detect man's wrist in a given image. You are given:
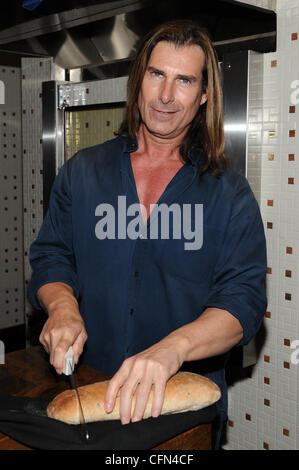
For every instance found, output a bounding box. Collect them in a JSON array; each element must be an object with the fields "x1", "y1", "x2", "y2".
[{"x1": 165, "y1": 331, "x2": 191, "y2": 365}]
